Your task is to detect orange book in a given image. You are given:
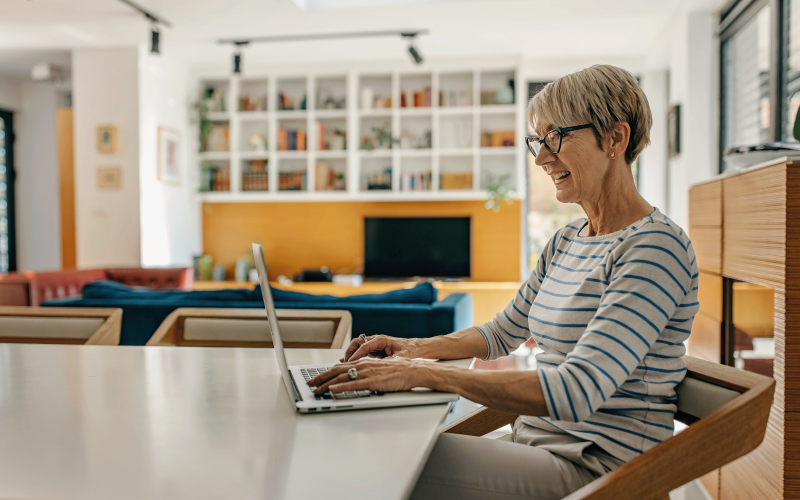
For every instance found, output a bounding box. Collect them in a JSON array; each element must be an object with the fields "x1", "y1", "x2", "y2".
[
  {"x1": 297, "y1": 130, "x2": 306, "y2": 151},
  {"x1": 318, "y1": 123, "x2": 326, "y2": 150},
  {"x1": 278, "y1": 129, "x2": 288, "y2": 151}
]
